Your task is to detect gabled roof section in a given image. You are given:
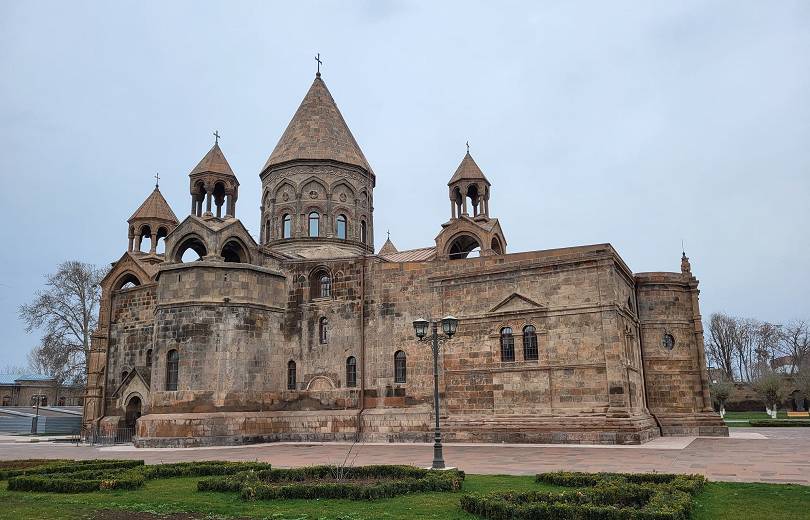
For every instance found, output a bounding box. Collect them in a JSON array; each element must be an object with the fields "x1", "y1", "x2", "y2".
[
  {"x1": 190, "y1": 142, "x2": 236, "y2": 177},
  {"x1": 262, "y1": 75, "x2": 373, "y2": 174},
  {"x1": 128, "y1": 187, "x2": 178, "y2": 223},
  {"x1": 489, "y1": 293, "x2": 546, "y2": 314},
  {"x1": 378, "y1": 237, "x2": 398, "y2": 255},
  {"x1": 448, "y1": 152, "x2": 490, "y2": 186}
]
